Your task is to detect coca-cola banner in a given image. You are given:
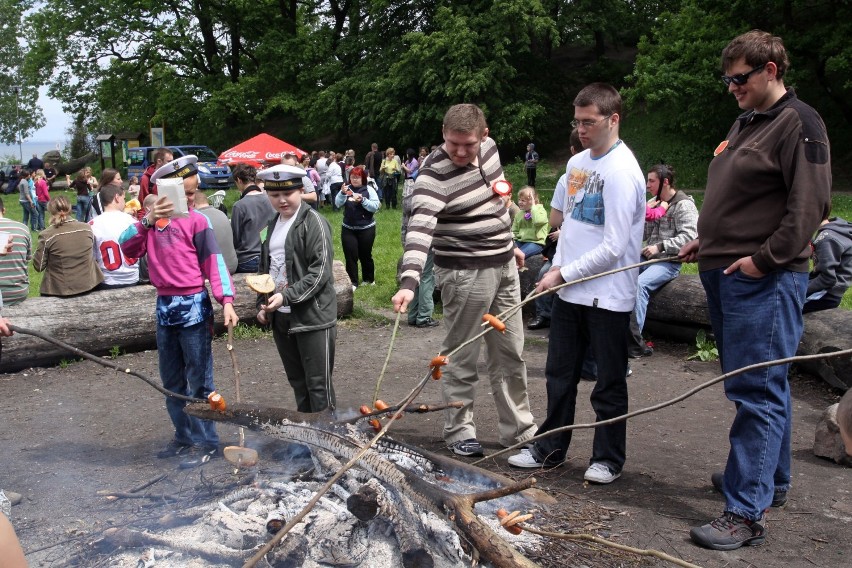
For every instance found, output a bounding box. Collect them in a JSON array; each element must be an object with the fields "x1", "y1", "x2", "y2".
[{"x1": 218, "y1": 133, "x2": 307, "y2": 167}]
